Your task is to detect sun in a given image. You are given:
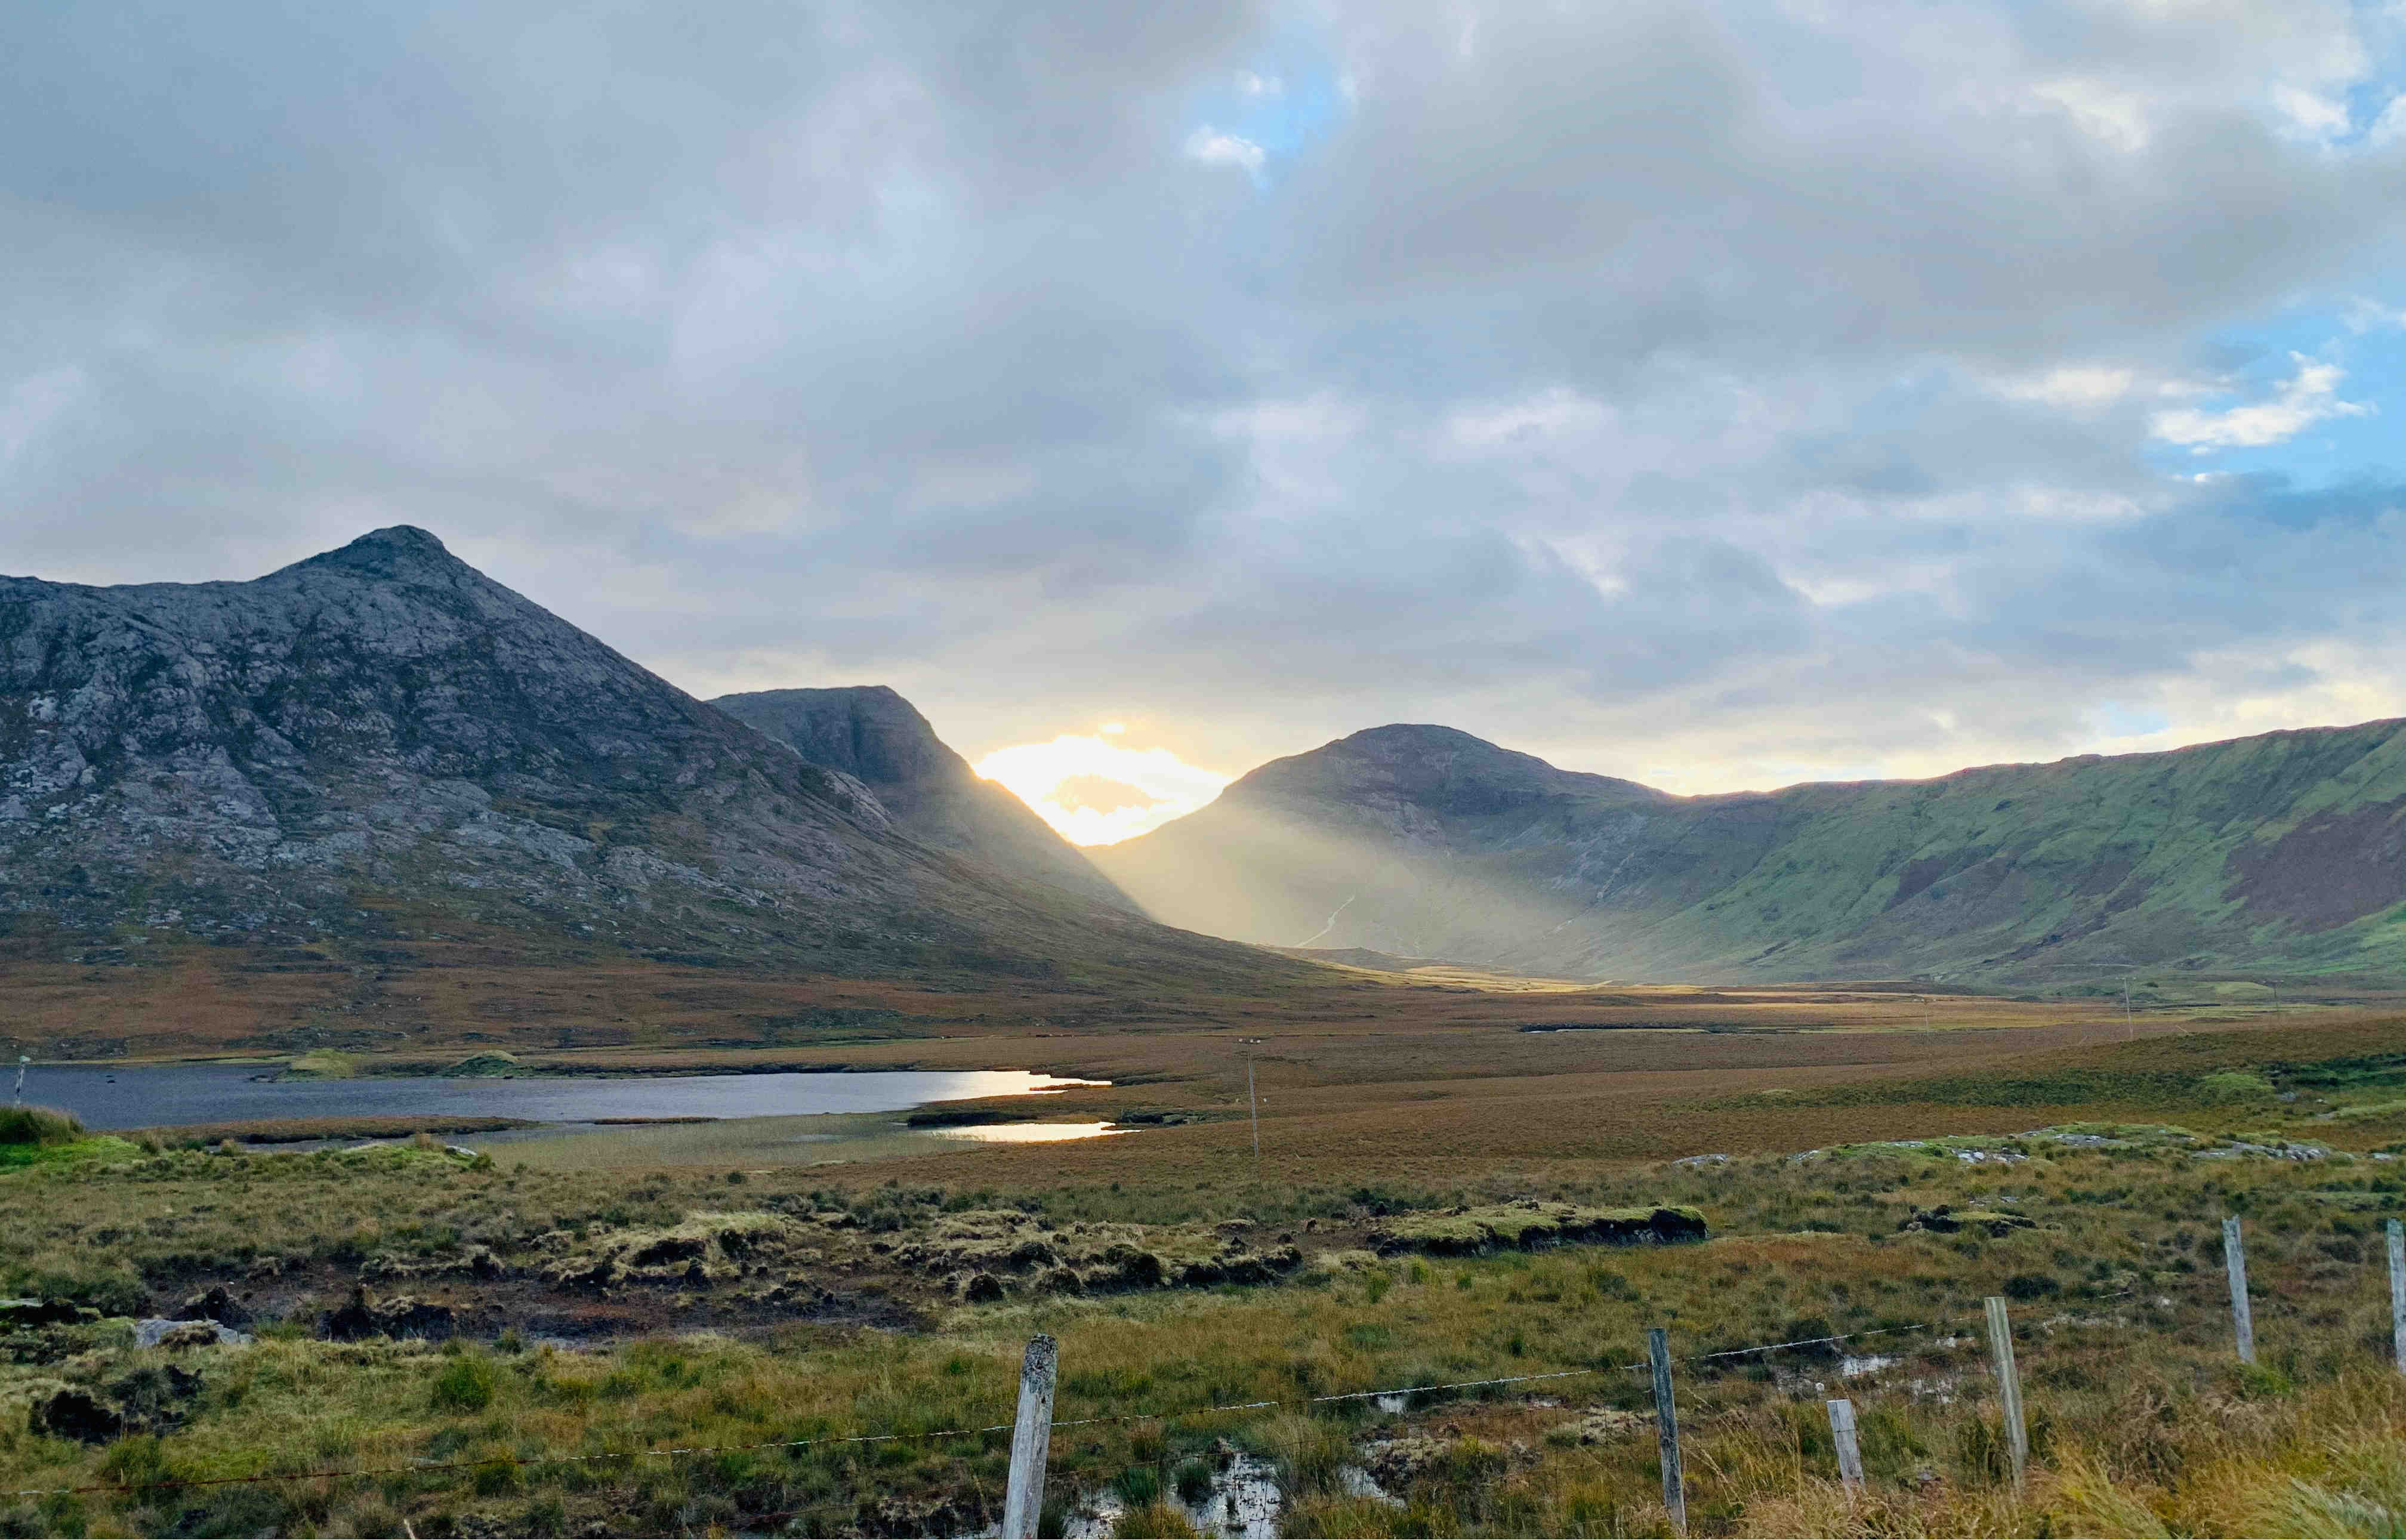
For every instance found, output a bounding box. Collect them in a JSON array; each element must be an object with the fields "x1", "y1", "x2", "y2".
[{"x1": 973, "y1": 732, "x2": 1230, "y2": 845}]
